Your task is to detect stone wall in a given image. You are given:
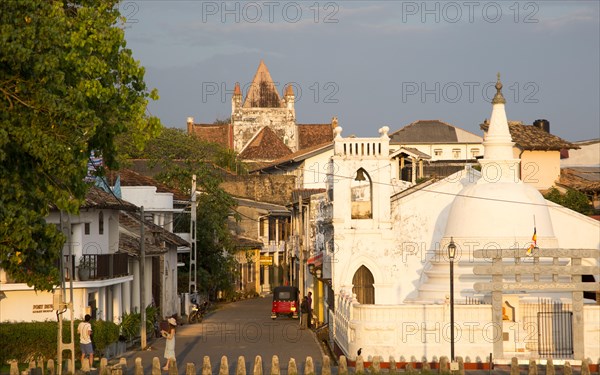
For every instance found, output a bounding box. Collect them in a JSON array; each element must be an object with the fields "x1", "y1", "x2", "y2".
[{"x1": 221, "y1": 175, "x2": 296, "y2": 206}]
